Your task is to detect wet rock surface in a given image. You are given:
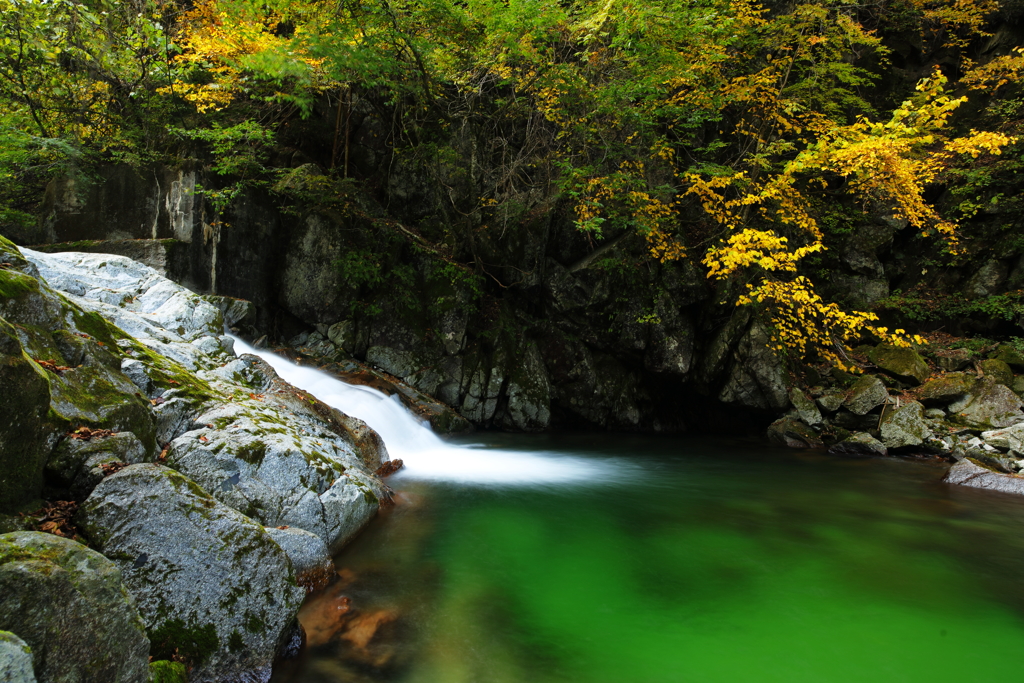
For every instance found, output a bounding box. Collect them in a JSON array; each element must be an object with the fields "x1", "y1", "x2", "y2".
[
  {"x1": 79, "y1": 464, "x2": 305, "y2": 683},
  {"x1": 943, "y1": 458, "x2": 1024, "y2": 496},
  {"x1": 0, "y1": 239, "x2": 392, "y2": 680}
]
